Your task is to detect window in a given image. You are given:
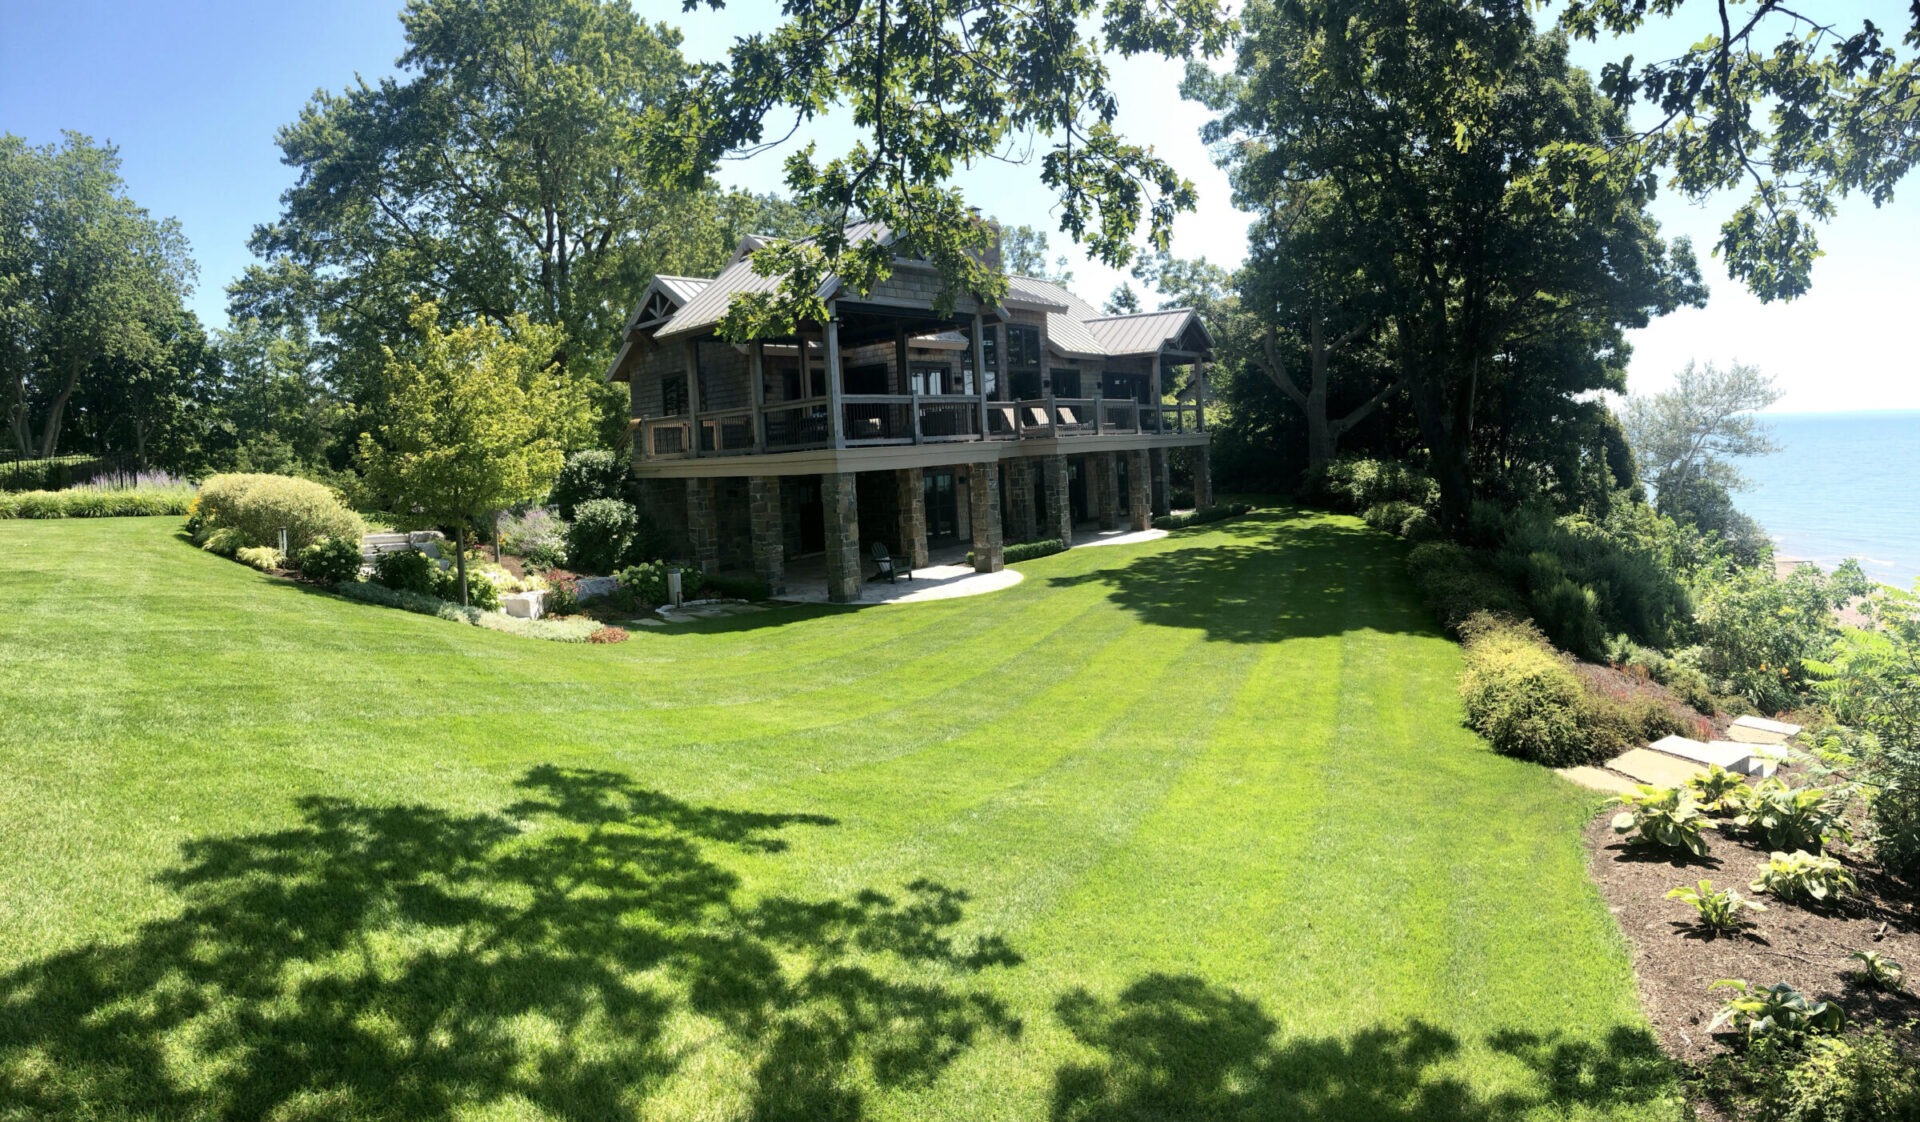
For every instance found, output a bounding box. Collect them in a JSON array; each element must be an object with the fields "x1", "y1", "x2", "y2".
[
  {"x1": 1103, "y1": 371, "x2": 1150, "y2": 404},
  {"x1": 913, "y1": 363, "x2": 972, "y2": 396},
  {"x1": 1051, "y1": 368, "x2": 1082, "y2": 398},
  {"x1": 1007, "y1": 324, "x2": 1042, "y2": 370},
  {"x1": 662, "y1": 371, "x2": 688, "y2": 416}
]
